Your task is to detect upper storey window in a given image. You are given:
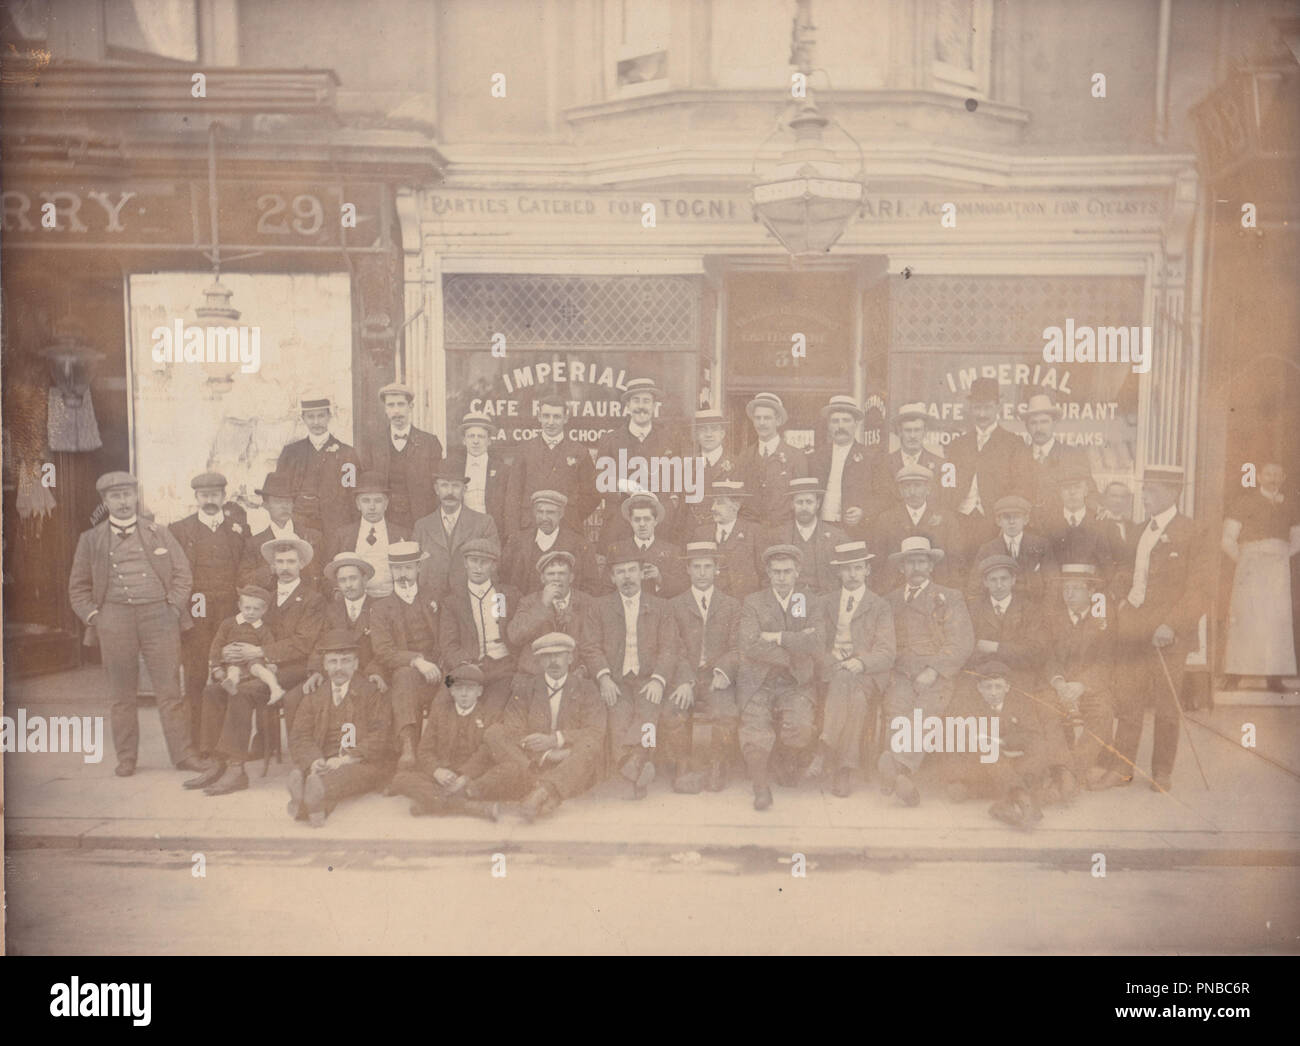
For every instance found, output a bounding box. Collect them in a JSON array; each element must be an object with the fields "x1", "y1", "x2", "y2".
[
  {"x1": 931, "y1": 0, "x2": 992, "y2": 96},
  {"x1": 606, "y1": 0, "x2": 671, "y2": 96},
  {"x1": 105, "y1": 0, "x2": 199, "y2": 63}
]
